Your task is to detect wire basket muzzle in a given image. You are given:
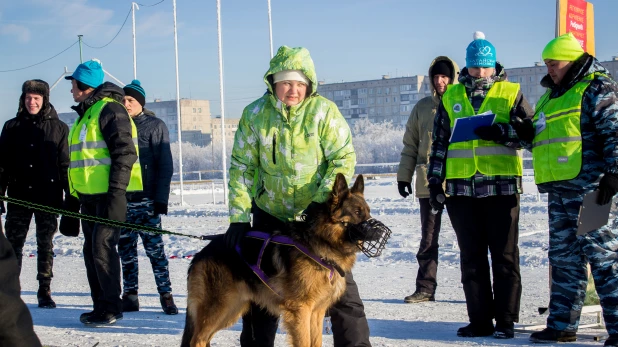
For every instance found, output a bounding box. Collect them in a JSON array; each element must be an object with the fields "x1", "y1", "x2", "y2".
[{"x1": 348, "y1": 218, "x2": 392, "y2": 258}]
